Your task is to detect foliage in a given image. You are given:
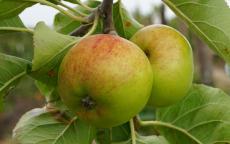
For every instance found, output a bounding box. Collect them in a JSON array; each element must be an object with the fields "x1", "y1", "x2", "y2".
[
  {"x1": 163, "y1": 0, "x2": 230, "y2": 63},
  {"x1": 0, "y1": 0, "x2": 230, "y2": 143}
]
